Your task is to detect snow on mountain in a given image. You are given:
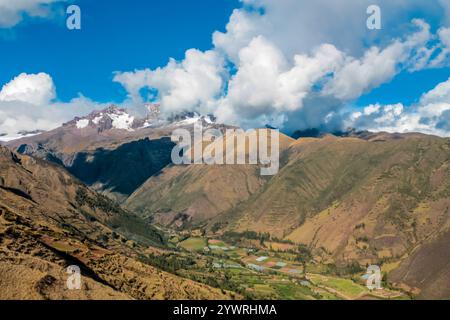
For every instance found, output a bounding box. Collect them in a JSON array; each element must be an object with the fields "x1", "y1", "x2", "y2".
[
  {"x1": 70, "y1": 106, "x2": 136, "y2": 132},
  {"x1": 109, "y1": 111, "x2": 135, "y2": 131},
  {"x1": 92, "y1": 115, "x2": 103, "y2": 125},
  {"x1": 0, "y1": 130, "x2": 45, "y2": 142},
  {"x1": 1, "y1": 104, "x2": 218, "y2": 143},
  {"x1": 169, "y1": 112, "x2": 216, "y2": 127},
  {"x1": 76, "y1": 119, "x2": 90, "y2": 129}
]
